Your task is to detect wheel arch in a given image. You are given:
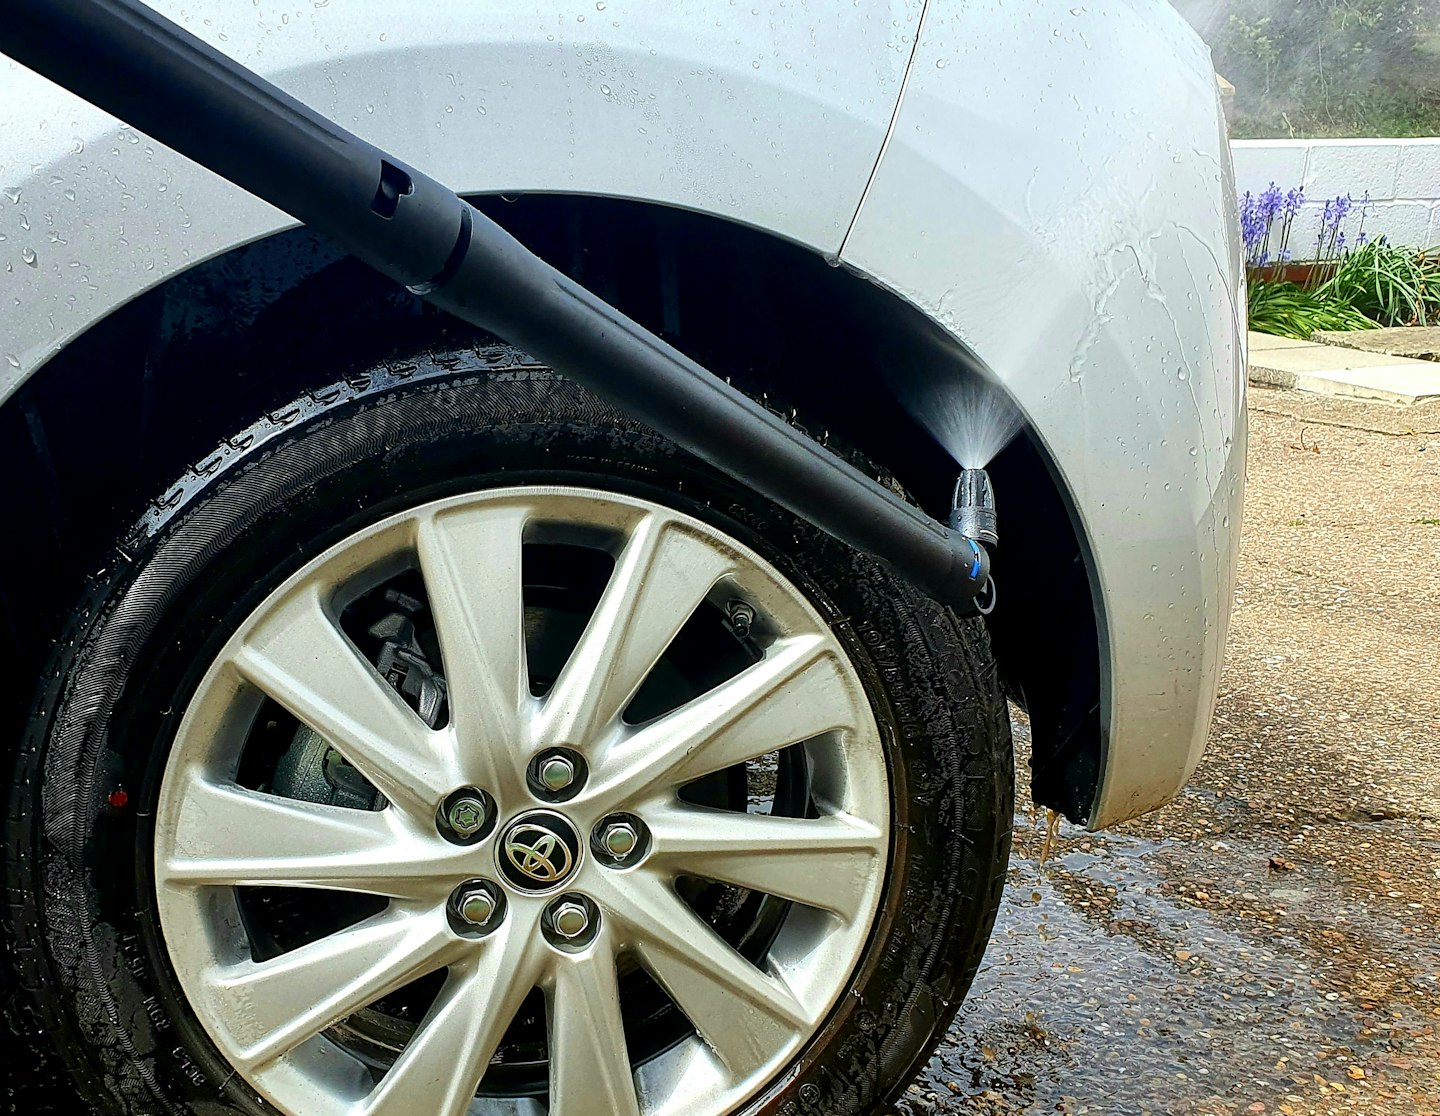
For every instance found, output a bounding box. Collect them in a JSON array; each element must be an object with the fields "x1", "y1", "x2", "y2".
[{"x1": 0, "y1": 195, "x2": 1104, "y2": 823}]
